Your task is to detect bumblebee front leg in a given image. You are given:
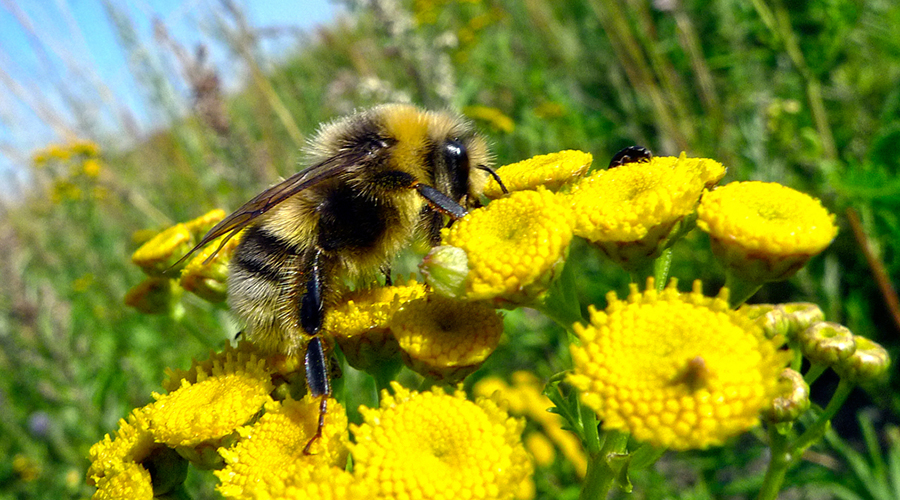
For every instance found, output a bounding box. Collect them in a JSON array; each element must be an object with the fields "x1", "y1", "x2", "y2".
[{"x1": 299, "y1": 248, "x2": 331, "y2": 455}]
